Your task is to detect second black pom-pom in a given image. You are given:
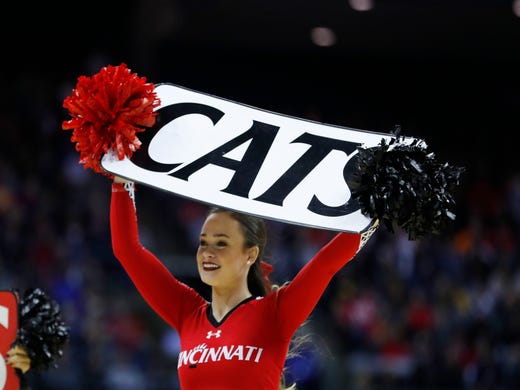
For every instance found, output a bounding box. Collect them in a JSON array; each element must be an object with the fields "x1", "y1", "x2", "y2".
[
  {"x1": 16, "y1": 288, "x2": 69, "y2": 371},
  {"x1": 348, "y1": 131, "x2": 465, "y2": 240}
]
